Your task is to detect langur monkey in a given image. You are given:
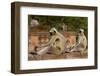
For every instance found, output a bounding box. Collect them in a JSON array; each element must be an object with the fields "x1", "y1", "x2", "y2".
[
  {"x1": 70, "y1": 29, "x2": 87, "y2": 56},
  {"x1": 36, "y1": 27, "x2": 67, "y2": 55}
]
